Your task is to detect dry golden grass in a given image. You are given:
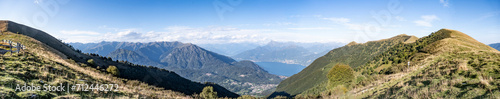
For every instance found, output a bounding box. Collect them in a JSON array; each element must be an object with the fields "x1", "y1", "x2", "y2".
[
  {"x1": 403, "y1": 35, "x2": 419, "y2": 44},
  {"x1": 0, "y1": 32, "x2": 192, "y2": 98},
  {"x1": 326, "y1": 29, "x2": 500, "y2": 98}
]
